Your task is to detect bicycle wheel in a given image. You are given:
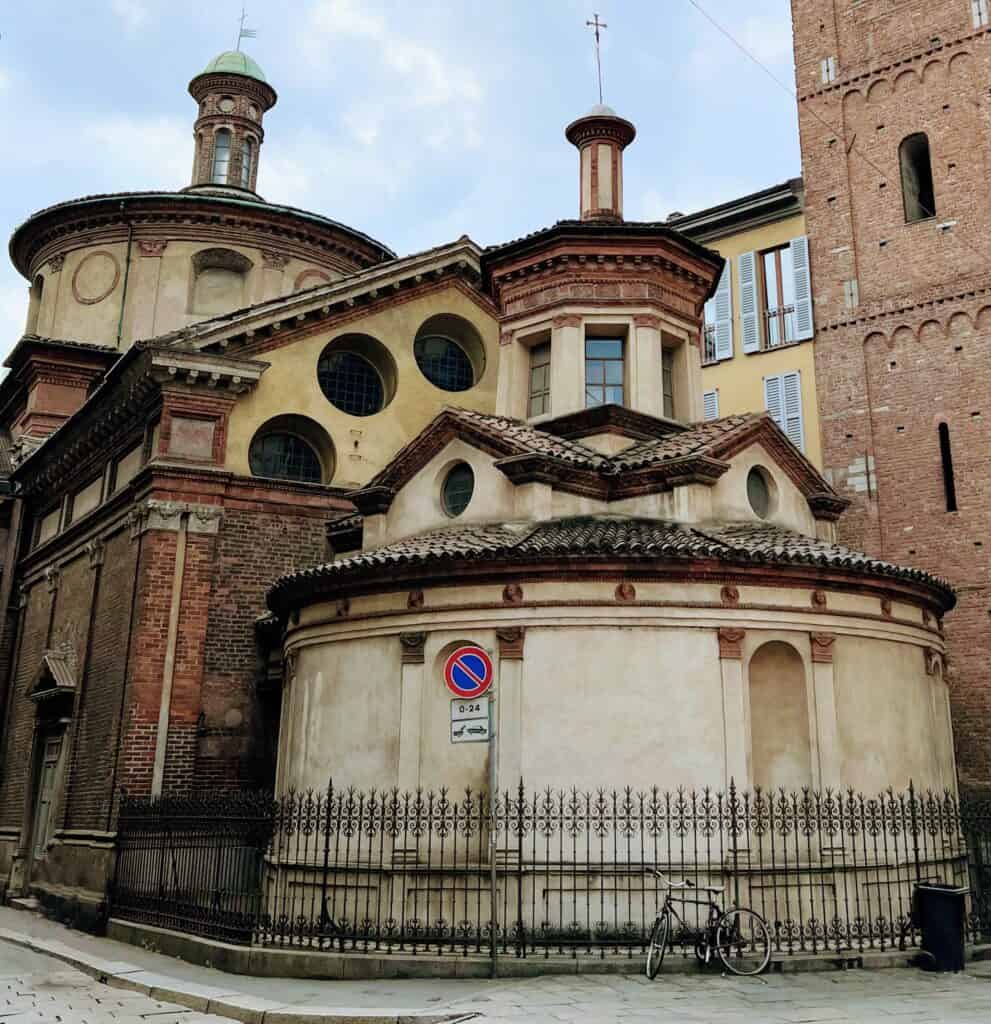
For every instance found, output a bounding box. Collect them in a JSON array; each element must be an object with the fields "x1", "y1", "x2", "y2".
[
  {"x1": 645, "y1": 911, "x2": 670, "y2": 979},
  {"x1": 715, "y1": 907, "x2": 771, "y2": 976}
]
